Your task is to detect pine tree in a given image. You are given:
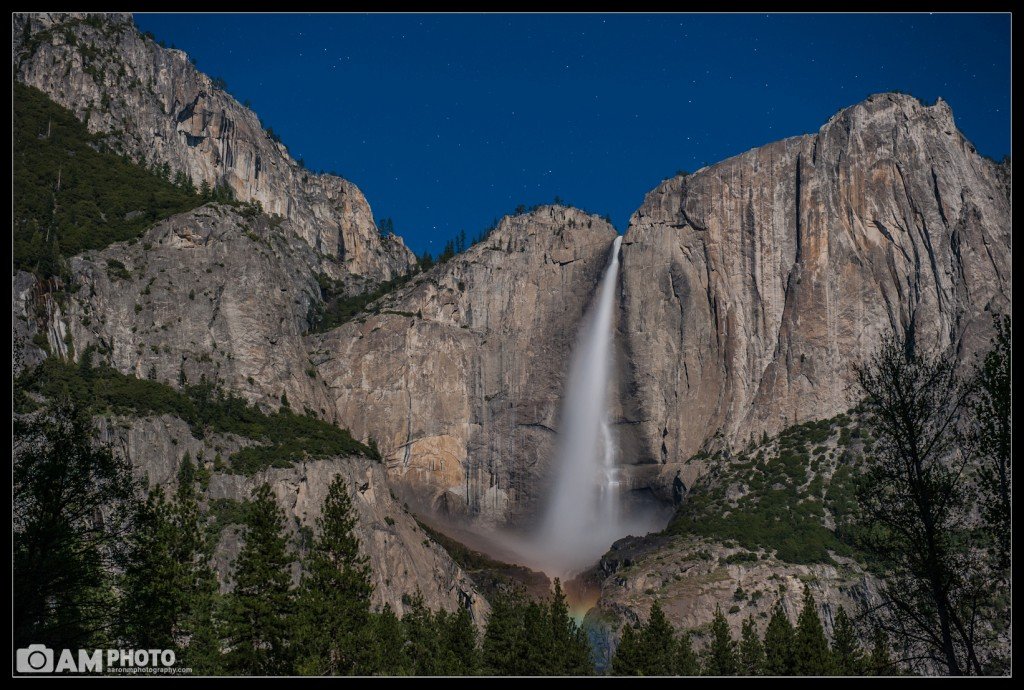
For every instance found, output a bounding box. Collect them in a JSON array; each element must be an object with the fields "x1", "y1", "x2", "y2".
[
  {"x1": 403, "y1": 591, "x2": 446, "y2": 675},
  {"x1": 439, "y1": 239, "x2": 455, "y2": 263},
  {"x1": 794, "y1": 587, "x2": 831, "y2": 675},
  {"x1": 377, "y1": 217, "x2": 395, "y2": 237},
  {"x1": 442, "y1": 606, "x2": 481, "y2": 675},
  {"x1": 482, "y1": 591, "x2": 525, "y2": 675},
  {"x1": 611, "y1": 621, "x2": 644, "y2": 675},
  {"x1": 739, "y1": 616, "x2": 766, "y2": 675},
  {"x1": 612, "y1": 602, "x2": 674, "y2": 676},
  {"x1": 640, "y1": 600, "x2": 676, "y2": 675},
  {"x1": 359, "y1": 604, "x2": 411, "y2": 676},
  {"x1": 221, "y1": 483, "x2": 295, "y2": 675},
  {"x1": 293, "y1": 476, "x2": 373, "y2": 675},
  {"x1": 830, "y1": 606, "x2": 864, "y2": 675},
  {"x1": 763, "y1": 601, "x2": 796, "y2": 675},
  {"x1": 519, "y1": 599, "x2": 552, "y2": 673},
  {"x1": 701, "y1": 605, "x2": 737, "y2": 675},
  {"x1": 184, "y1": 590, "x2": 223, "y2": 675},
  {"x1": 866, "y1": 627, "x2": 894, "y2": 676},
  {"x1": 118, "y1": 487, "x2": 182, "y2": 650},
  {"x1": 14, "y1": 399, "x2": 136, "y2": 650},
  {"x1": 422, "y1": 609, "x2": 461, "y2": 675},
  {"x1": 174, "y1": 455, "x2": 222, "y2": 673},
  {"x1": 547, "y1": 579, "x2": 593, "y2": 675},
  {"x1": 674, "y1": 630, "x2": 700, "y2": 675}
]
